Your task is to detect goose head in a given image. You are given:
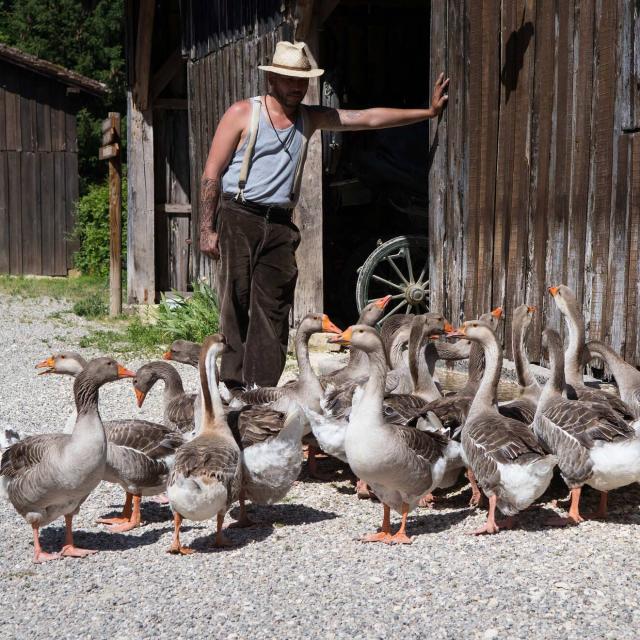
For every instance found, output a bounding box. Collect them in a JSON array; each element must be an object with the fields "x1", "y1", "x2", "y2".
[
  {"x1": 548, "y1": 284, "x2": 579, "y2": 318},
  {"x1": 447, "y1": 319, "x2": 496, "y2": 345},
  {"x1": 35, "y1": 352, "x2": 87, "y2": 376},
  {"x1": 358, "y1": 295, "x2": 392, "y2": 326},
  {"x1": 163, "y1": 339, "x2": 201, "y2": 367},
  {"x1": 512, "y1": 304, "x2": 536, "y2": 331},
  {"x1": 81, "y1": 357, "x2": 136, "y2": 384},
  {"x1": 298, "y1": 313, "x2": 343, "y2": 337},
  {"x1": 132, "y1": 363, "x2": 161, "y2": 408},
  {"x1": 330, "y1": 325, "x2": 383, "y2": 353}
]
